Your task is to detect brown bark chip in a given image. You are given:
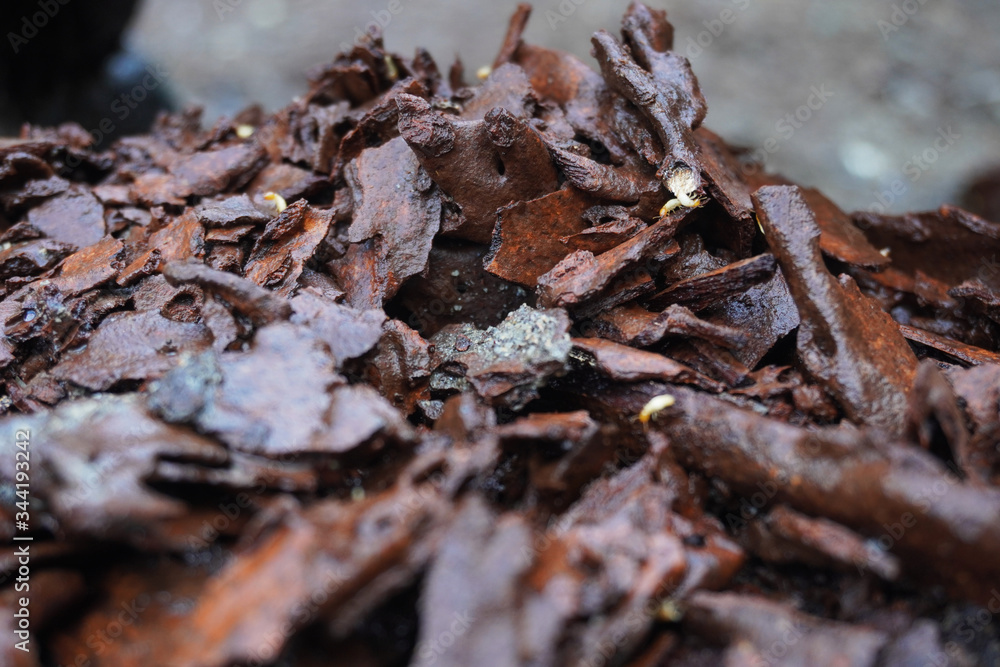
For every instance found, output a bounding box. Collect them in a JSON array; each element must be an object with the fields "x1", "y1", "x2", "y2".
[{"x1": 3, "y1": 5, "x2": 1000, "y2": 665}]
